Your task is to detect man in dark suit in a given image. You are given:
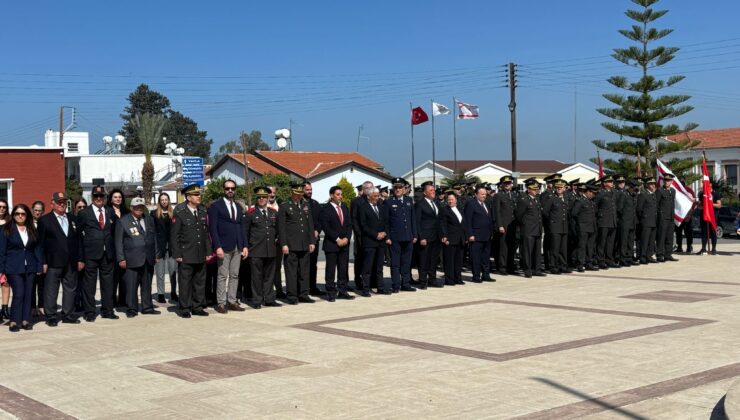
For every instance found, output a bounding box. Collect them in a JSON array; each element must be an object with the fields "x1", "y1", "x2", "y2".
[
  {"x1": 115, "y1": 198, "x2": 159, "y2": 317},
  {"x1": 244, "y1": 187, "x2": 281, "y2": 309},
  {"x1": 358, "y1": 187, "x2": 389, "y2": 295},
  {"x1": 440, "y1": 191, "x2": 465, "y2": 286},
  {"x1": 493, "y1": 175, "x2": 517, "y2": 275},
  {"x1": 516, "y1": 178, "x2": 545, "y2": 278},
  {"x1": 171, "y1": 184, "x2": 212, "y2": 318},
  {"x1": 207, "y1": 179, "x2": 248, "y2": 314},
  {"x1": 415, "y1": 181, "x2": 442, "y2": 288},
  {"x1": 542, "y1": 179, "x2": 570, "y2": 274},
  {"x1": 350, "y1": 181, "x2": 373, "y2": 291},
  {"x1": 464, "y1": 185, "x2": 495, "y2": 283},
  {"x1": 637, "y1": 177, "x2": 659, "y2": 264},
  {"x1": 304, "y1": 181, "x2": 325, "y2": 296},
  {"x1": 571, "y1": 184, "x2": 598, "y2": 271},
  {"x1": 77, "y1": 185, "x2": 117, "y2": 321},
  {"x1": 595, "y1": 175, "x2": 618, "y2": 268},
  {"x1": 38, "y1": 192, "x2": 82, "y2": 326},
  {"x1": 615, "y1": 175, "x2": 637, "y2": 266},
  {"x1": 656, "y1": 173, "x2": 677, "y2": 262},
  {"x1": 320, "y1": 186, "x2": 354, "y2": 301},
  {"x1": 278, "y1": 182, "x2": 316, "y2": 305},
  {"x1": 384, "y1": 177, "x2": 417, "y2": 292}
]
